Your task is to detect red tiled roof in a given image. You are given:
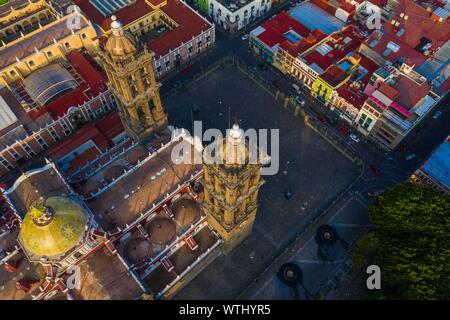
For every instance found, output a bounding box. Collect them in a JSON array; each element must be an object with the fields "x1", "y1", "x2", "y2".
[
  {"x1": 46, "y1": 111, "x2": 124, "y2": 160},
  {"x1": 150, "y1": 0, "x2": 212, "y2": 57},
  {"x1": 311, "y1": 0, "x2": 338, "y2": 15},
  {"x1": 74, "y1": 0, "x2": 152, "y2": 31},
  {"x1": 75, "y1": 0, "x2": 212, "y2": 58},
  {"x1": 364, "y1": 32, "x2": 427, "y2": 66},
  {"x1": 94, "y1": 111, "x2": 124, "y2": 141},
  {"x1": 304, "y1": 25, "x2": 364, "y2": 71},
  {"x1": 384, "y1": 0, "x2": 450, "y2": 48},
  {"x1": 337, "y1": 83, "x2": 368, "y2": 110},
  {"x1": 394, "y1": 75, "x2": 431, "y2": 108},
  {"x1": 45, "y1": 50, "x2": 107, "y2": 119},
  {"x1": 47, "y1": 123, "x2": 103, "y2": 160},
  {"x1": 256, "y1": 11, "x2": 326, "y2": 56},
  {"x1": 320, "y1": 64, "x2": 349, "y2": 87},
  {"x1": 378, "y1": 83, "x2": 399, "y2": 100}
]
